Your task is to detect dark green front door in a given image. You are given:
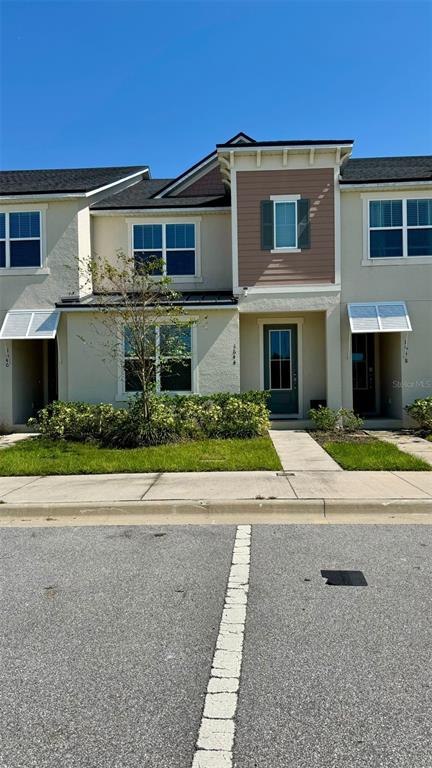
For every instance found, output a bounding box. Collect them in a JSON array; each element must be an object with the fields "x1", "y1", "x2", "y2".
[{"x1": 263, "y1": 325, "x2": 299, "y2": 415}]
